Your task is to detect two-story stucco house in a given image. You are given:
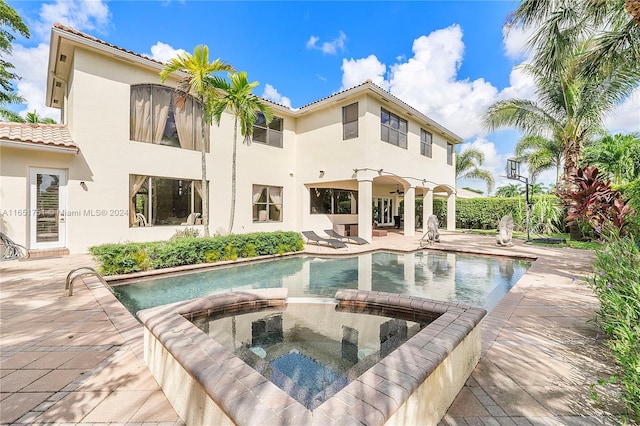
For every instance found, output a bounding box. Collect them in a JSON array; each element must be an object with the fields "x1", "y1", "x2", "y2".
[{"x1": 0, "y1": 24, "x2": 461, "y2": 256}]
